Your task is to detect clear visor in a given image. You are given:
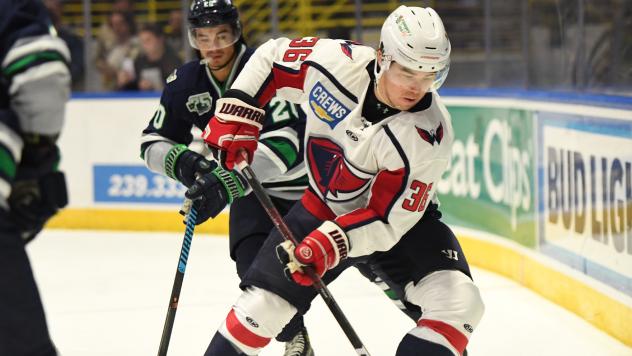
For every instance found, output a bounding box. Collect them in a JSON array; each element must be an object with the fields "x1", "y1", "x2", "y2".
[
  {"x1": 189, "y1": 25, "x2": 241, "y2": 51},
  {"x1": 383, "y1": 61, "x2": 448, "y2": 92}
]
